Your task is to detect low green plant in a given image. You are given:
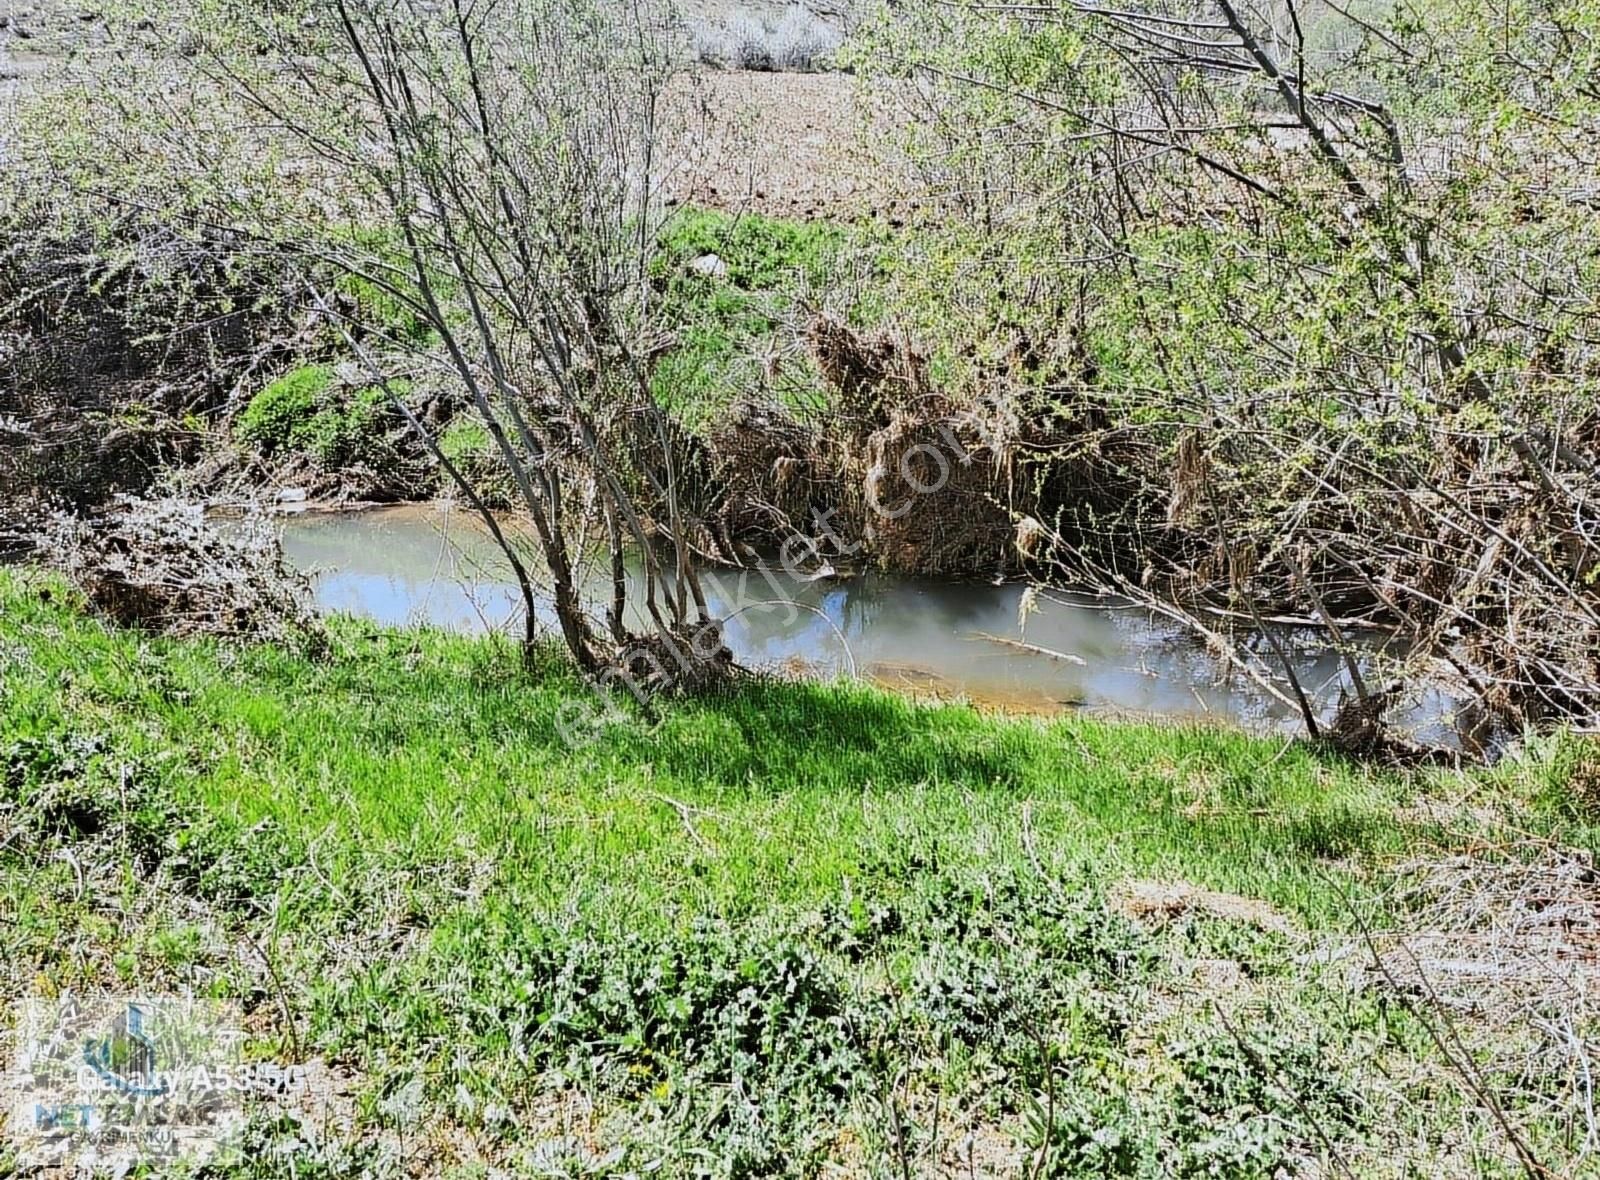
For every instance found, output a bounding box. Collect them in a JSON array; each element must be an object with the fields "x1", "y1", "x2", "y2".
[
  {"x1": 651, "y1": 207, "x2": 847, "y2": 427},
  {"x1": 658, "y1": 208, "x2": 843, "y2": 293},
  {"x1": 235, "y1": 366, "x2": 400, "y2": 468},
  {"x1": 1, "y1": 570, "x2": 1590, "y2": 1176},
  {"x1": 235, "y1": 364, "x2": 334, "y2": 454},
  {"x1": 334, "y1": 271, "x2": 435, "y2": 347},
  {"x1": 328, "y1": 223, "x2": 438, "y2": 347},
  {"x1": 437, "y1": 417, "x2": 491, "y2": 465}
]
